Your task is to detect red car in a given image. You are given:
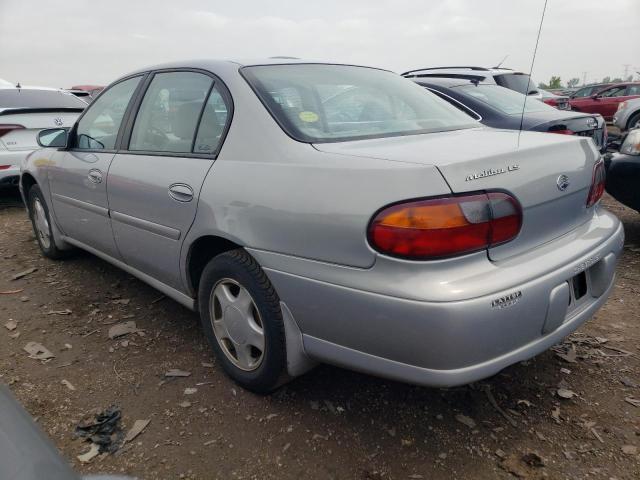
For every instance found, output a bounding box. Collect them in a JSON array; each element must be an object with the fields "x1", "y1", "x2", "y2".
[{"x1": 569, "y1": 82, "x2": 640, "y2": 121}]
